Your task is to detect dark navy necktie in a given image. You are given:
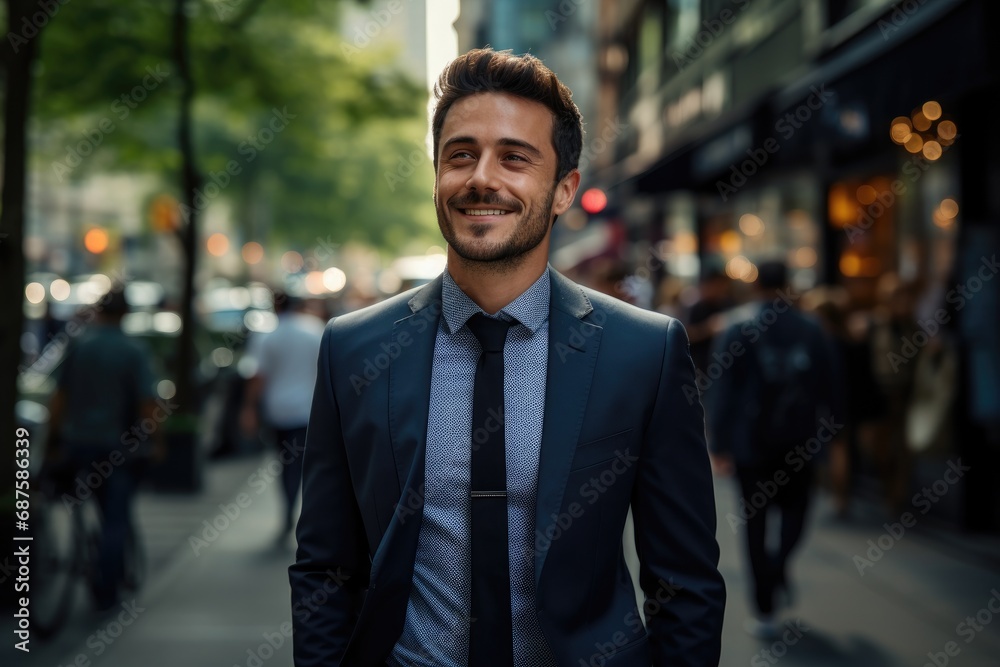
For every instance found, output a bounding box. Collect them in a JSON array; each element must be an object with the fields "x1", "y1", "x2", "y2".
[{"x1": 465, "y1": 312, "x2": 515, "y2": 667}]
